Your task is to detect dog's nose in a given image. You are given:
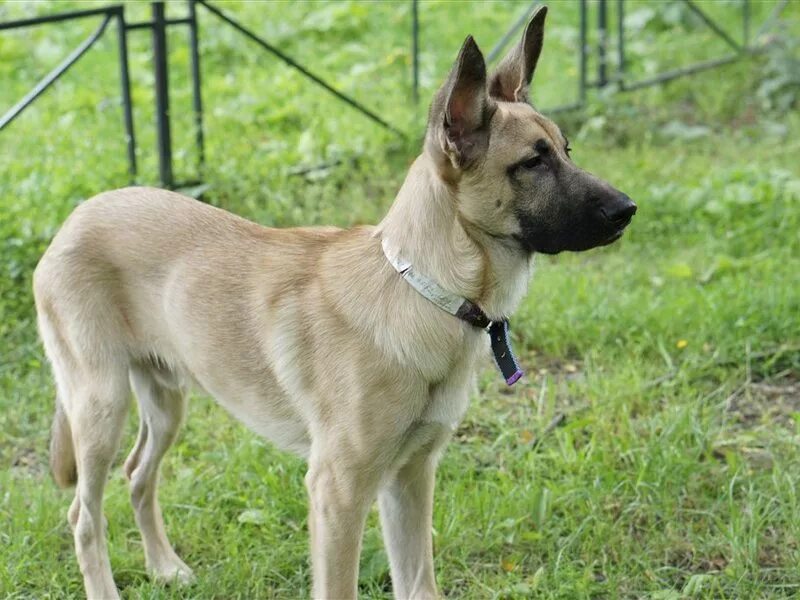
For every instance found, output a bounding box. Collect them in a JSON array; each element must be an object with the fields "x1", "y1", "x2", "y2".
[{"x1": 602, "y1": 194, "x2": 637, "y2": 226}]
